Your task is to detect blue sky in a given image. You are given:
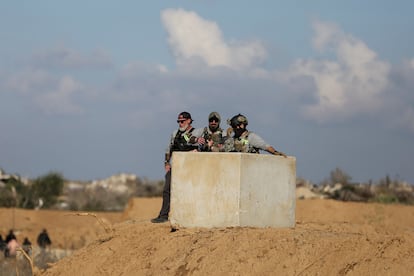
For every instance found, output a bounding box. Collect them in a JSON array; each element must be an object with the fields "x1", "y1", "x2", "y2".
[{"x1": 1, "y1": 1, "x2": 414, "y2": 184}]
